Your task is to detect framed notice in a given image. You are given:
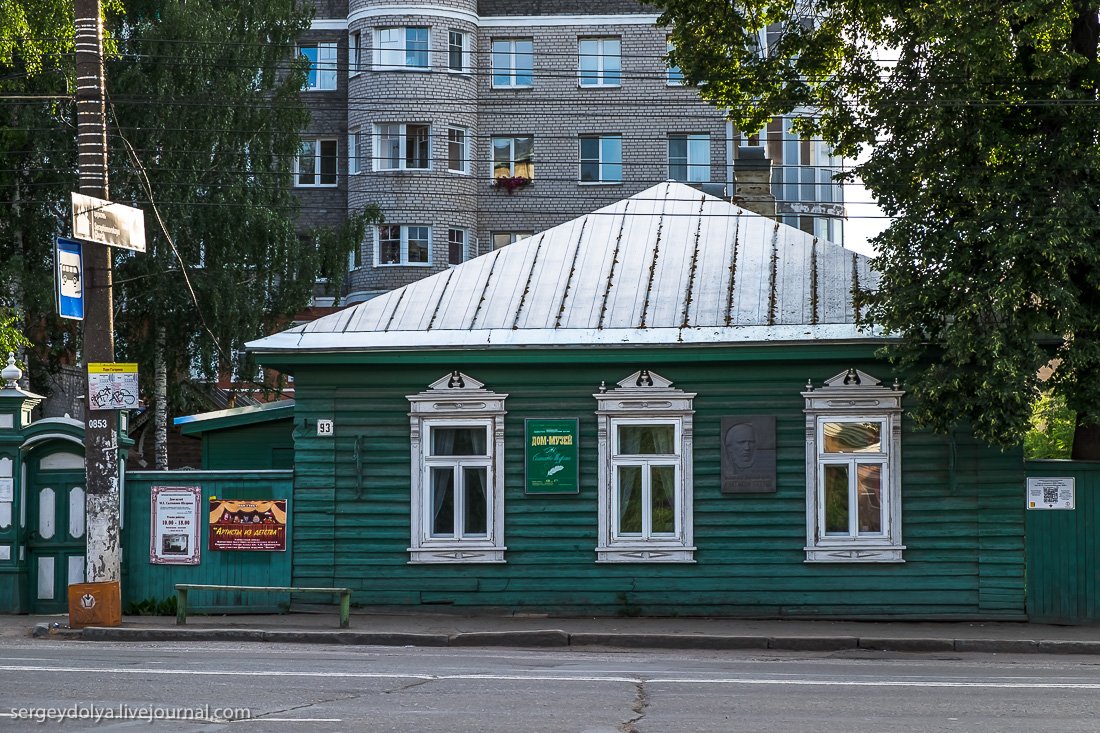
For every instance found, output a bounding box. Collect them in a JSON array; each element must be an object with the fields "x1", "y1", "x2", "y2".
[
  {"x1": 209, "y1": 498, "x2": 288, "y2": 551},
  {"x1": 149, "y1": 486, "x2": 201, "y2": 565},
  {"x1": 1027, "y1": 477, "x2": 1075, "y2": 510},
  {"x1": 525, "y1": 418, "x2": 580, "y2": 494}
]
